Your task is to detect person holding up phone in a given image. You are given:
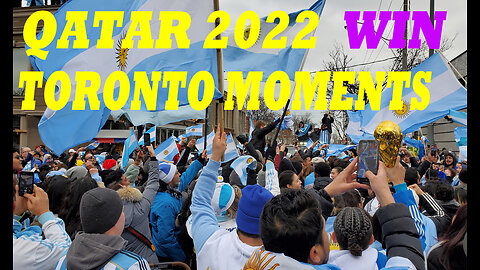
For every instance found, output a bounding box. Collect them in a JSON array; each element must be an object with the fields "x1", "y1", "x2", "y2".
[{"x1": 14, "y1": 176, "x2": 72, "y2": 270}]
